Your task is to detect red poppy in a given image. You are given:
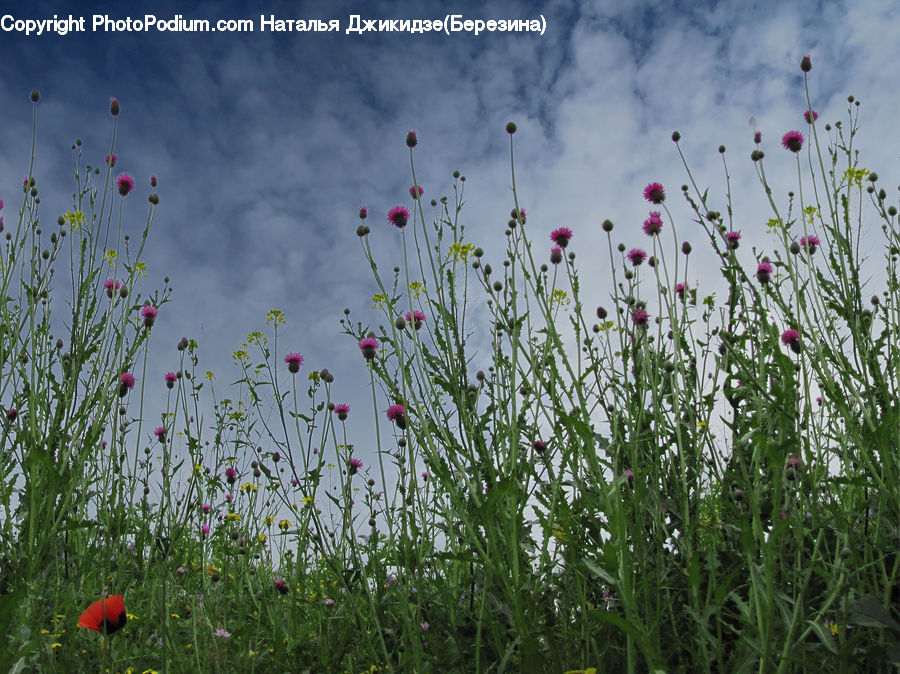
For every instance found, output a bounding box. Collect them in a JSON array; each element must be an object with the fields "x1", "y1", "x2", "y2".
[{"x1": 78, "y1": 595, "x2": 127, "y2": 634}]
